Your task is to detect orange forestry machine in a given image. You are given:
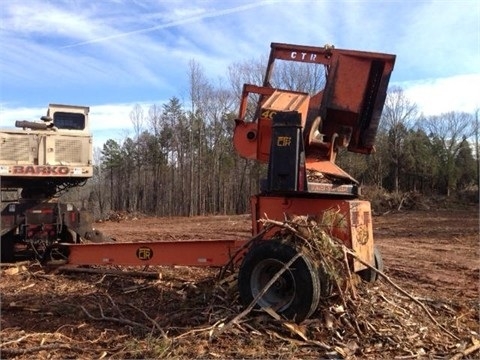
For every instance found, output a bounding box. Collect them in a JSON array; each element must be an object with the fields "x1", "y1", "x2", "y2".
[{"x1": 0, "y1": 43, "x2": 395, "y2": 323}]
